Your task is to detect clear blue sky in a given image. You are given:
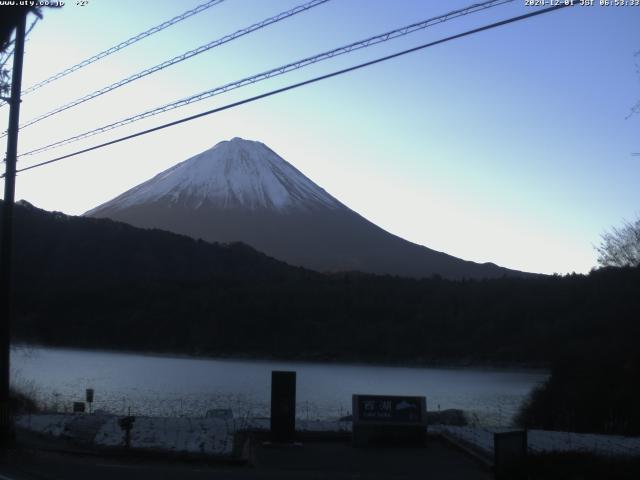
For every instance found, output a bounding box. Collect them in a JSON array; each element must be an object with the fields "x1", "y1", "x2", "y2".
[{"x1": 2, "y1": 0, "x2": 639, "y2": 274}]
